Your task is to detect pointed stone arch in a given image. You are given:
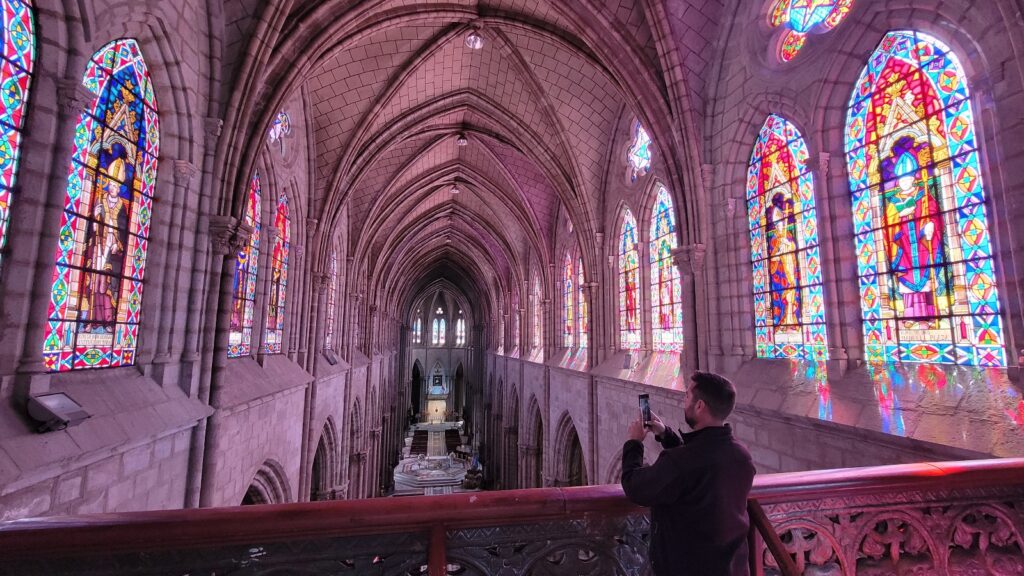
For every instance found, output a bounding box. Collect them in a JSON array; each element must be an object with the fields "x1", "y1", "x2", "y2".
[
  {"x1": 552, "y1": 411, "x2": 589, "y2": 487},
  {"x1": 522, "y1": 395, "x2": 546, "y2": 488},
  {"x1": 241, "y1": 459, "x2": 292, "y2": 505},
  {"x1": 311, "y1": 417, "x2": 341, "y2": 501}
]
